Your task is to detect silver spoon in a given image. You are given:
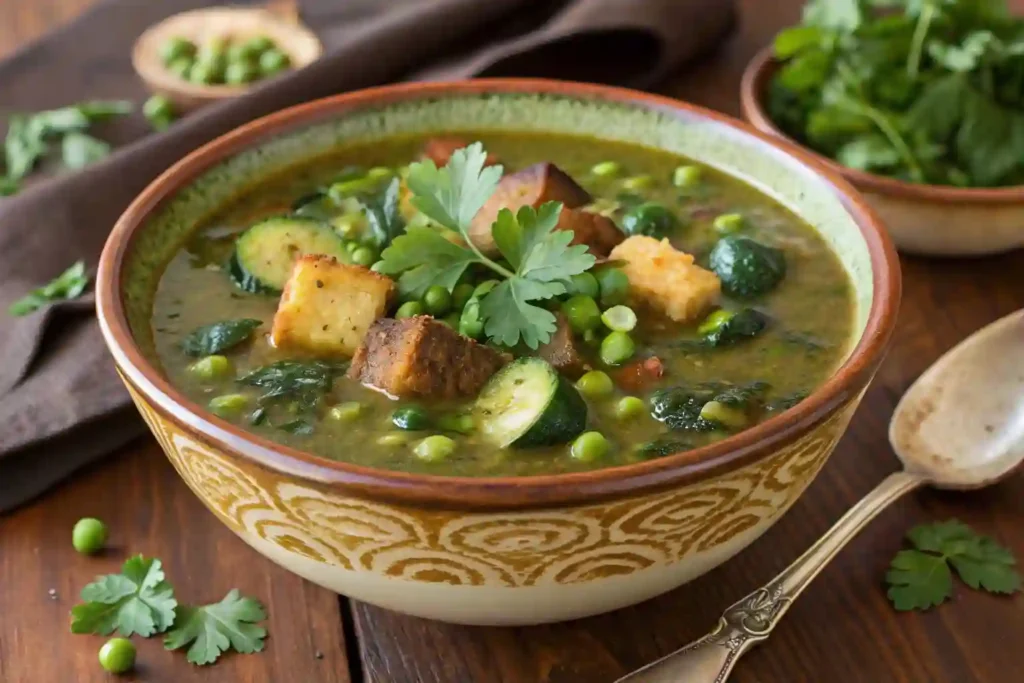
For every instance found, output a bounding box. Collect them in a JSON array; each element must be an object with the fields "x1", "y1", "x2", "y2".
[{"x1": 617, "y1": 308, "x2": 1024, "y2": 683}]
